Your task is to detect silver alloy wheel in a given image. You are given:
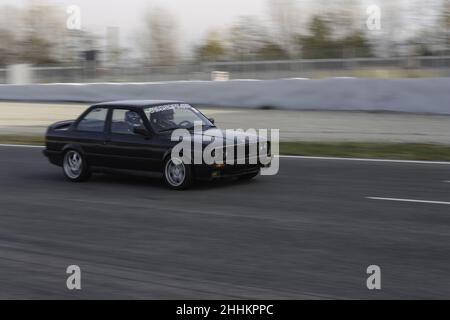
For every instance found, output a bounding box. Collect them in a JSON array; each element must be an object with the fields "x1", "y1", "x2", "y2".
[
  {"x1": 165, "y1": 158, "x2": 186, "y2": 187},
  {"x1": 63, "y1": 150, "x2": 83, "y2": 179}
]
